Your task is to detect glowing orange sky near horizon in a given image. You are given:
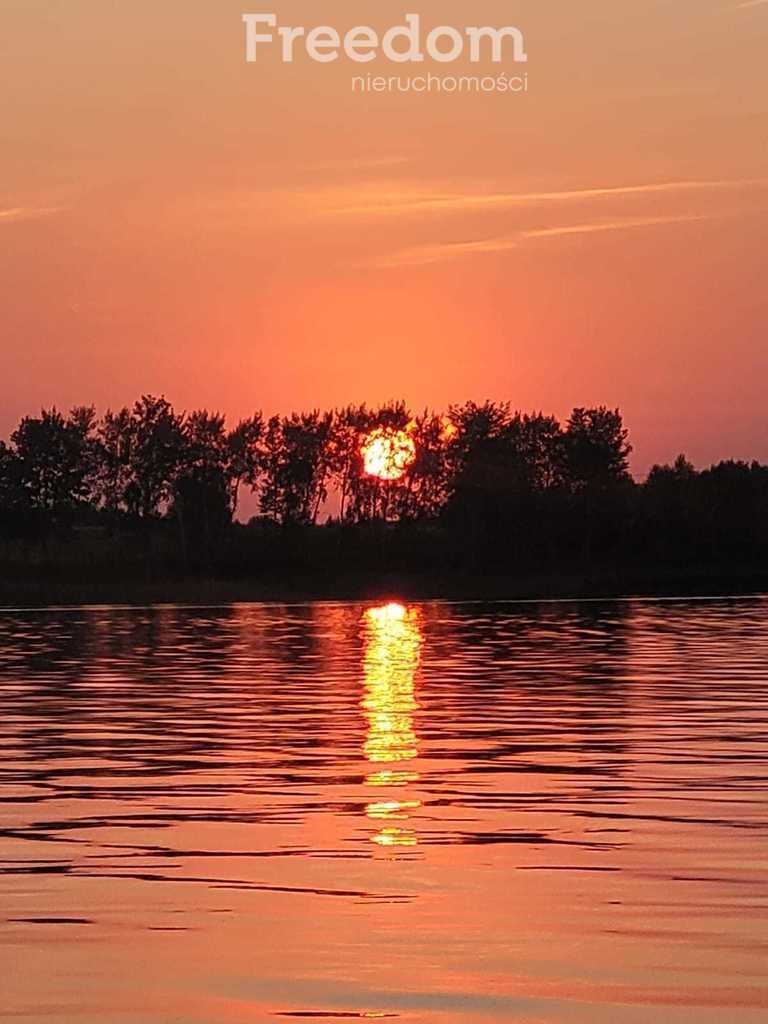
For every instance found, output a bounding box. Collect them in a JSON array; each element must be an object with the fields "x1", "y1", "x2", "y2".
[{"x1": 2, "y1": 1, "x2": 767, "y2": 475}]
